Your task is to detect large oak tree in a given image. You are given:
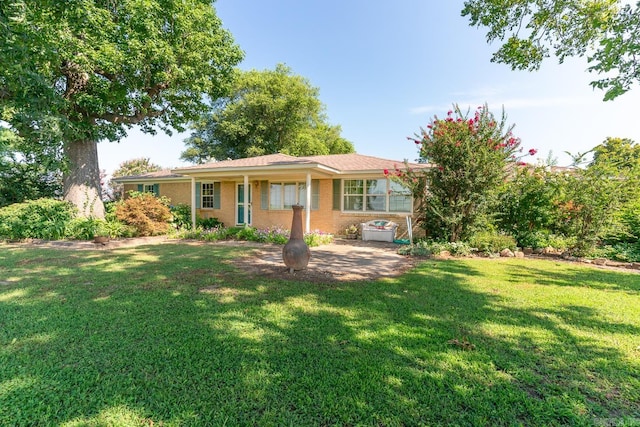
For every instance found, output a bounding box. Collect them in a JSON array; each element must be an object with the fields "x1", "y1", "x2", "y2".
[
  {"x1": 462, "y1": 0, "x2": 640, "y2": 100},
  {"x1": 181, "y1": 64, "x2": 354, "y2": 163},
  {"x1": 0, "y1": 0, "x2": 242, "y2": 217}
]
